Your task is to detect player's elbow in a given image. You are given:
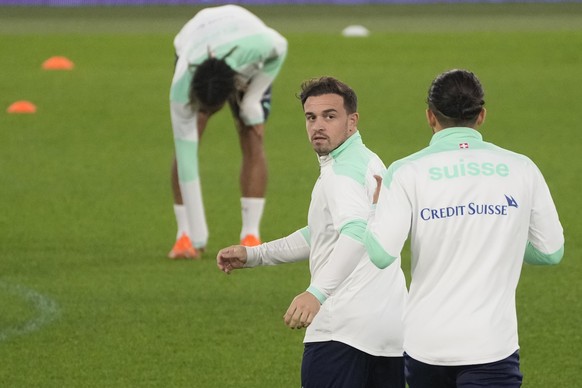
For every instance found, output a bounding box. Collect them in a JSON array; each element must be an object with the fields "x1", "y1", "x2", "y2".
[
  {"x1": 370, "y1": 253, "x2": 396, "y2": 269},
  {"x1": 524, "y1": 242, "x2": 564, "y2": 266},
  {"x1": 364, "y1": 231, "x2": 397, "y2": 269}
]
